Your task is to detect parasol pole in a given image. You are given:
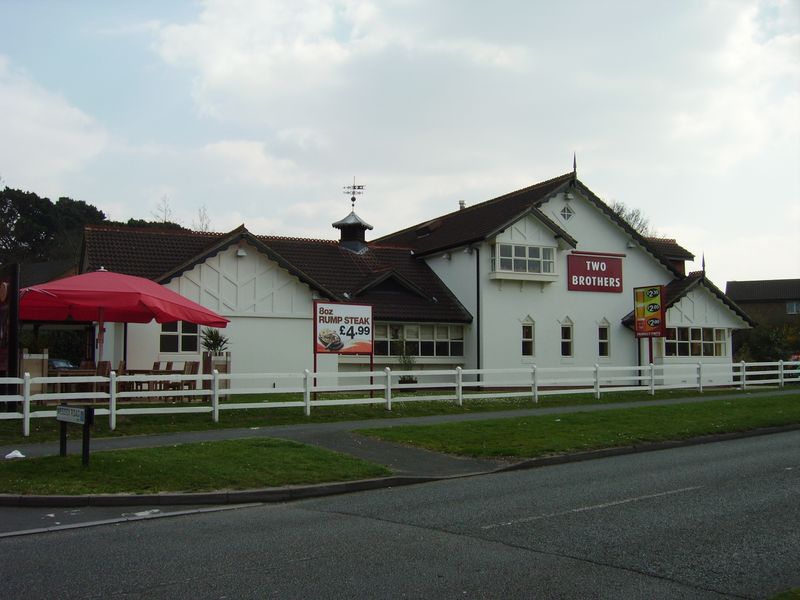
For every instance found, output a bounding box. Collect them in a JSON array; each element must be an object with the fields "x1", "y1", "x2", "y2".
[{"x1": 97, "y1": 307, "x2": 105, "y2": 363}]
